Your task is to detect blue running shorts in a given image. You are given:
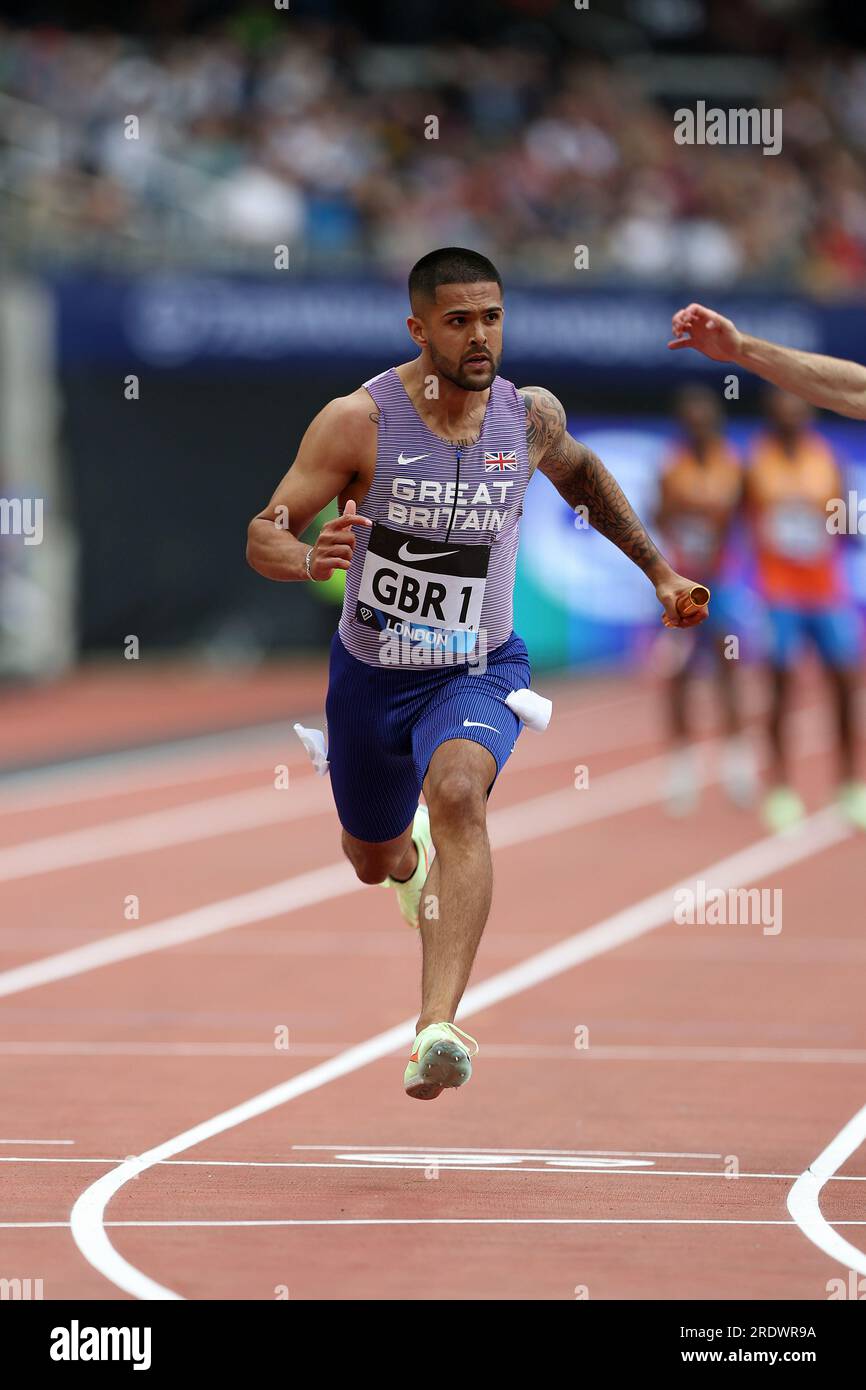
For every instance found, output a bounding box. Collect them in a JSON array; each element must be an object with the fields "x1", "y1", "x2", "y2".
[
  {"x1": 325, "y1": 629, "x2": 532, "y2": 843},
  {"x1": 766, "y1": 604, "x2": 863, "y2": 669}
]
